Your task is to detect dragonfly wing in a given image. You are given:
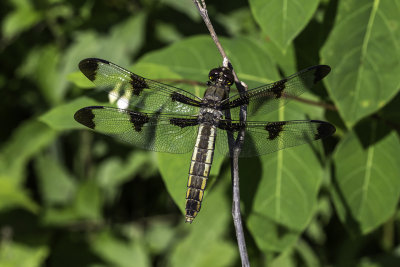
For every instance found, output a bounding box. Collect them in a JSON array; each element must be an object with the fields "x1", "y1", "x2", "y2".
[
  {"x1": 215, "y1": 119, "x2": 335, "y2": 157},
  {"x1": 74, "y1": 106, "x2": 200, "y2": 154},
  {"x1": 220, "y1": 65, "x2": 330, "y2": 117},
  {"x1": 79, "y1": 58, "x2": 202, "y2": 115}
]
